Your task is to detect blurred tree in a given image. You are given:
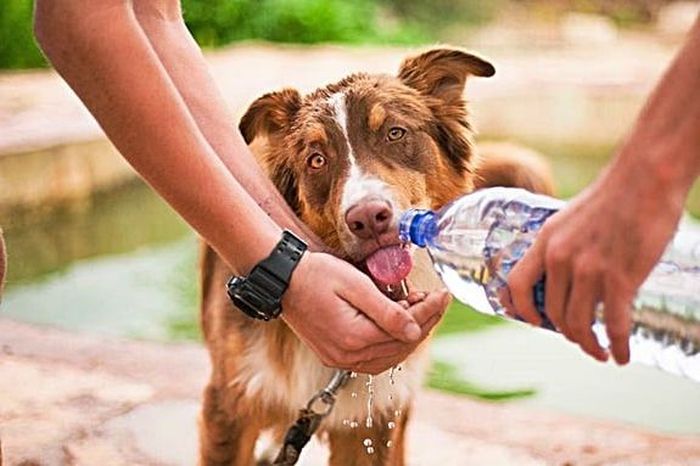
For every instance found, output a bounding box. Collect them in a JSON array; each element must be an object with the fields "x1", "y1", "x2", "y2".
[
  {"x1": 0, "y1": 0, "x2": 682, "y2": 69},
  {"x1": 378, "y1": 0, "x2": 502, "y2": 28},
  {"x1": 181, "y1": 0, "x2": 425, "y2": 46},
  {"x1": 0, "y1": 0, "x2": 47, "y2": 69}
]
